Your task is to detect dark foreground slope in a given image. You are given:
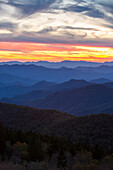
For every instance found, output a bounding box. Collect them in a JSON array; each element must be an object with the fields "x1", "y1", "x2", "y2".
[
  {"x1": 0, "y1": 103, "x2": 113, "y2": 148},
  {"x1": 0, "y1": 102, "x2": 72, "y2": 134},
  {"x1": 1, "y1": 115, "x2": 113, "y2": 170}
]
